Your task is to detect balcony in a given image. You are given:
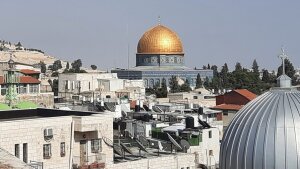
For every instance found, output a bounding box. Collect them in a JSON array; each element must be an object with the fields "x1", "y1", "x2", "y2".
[
  {"x1": 73, "y1": 117, "x2": 101, "y2": 132},
  {"x1": 73, "y1": 154, "x2": 106, "y2": 169}
]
